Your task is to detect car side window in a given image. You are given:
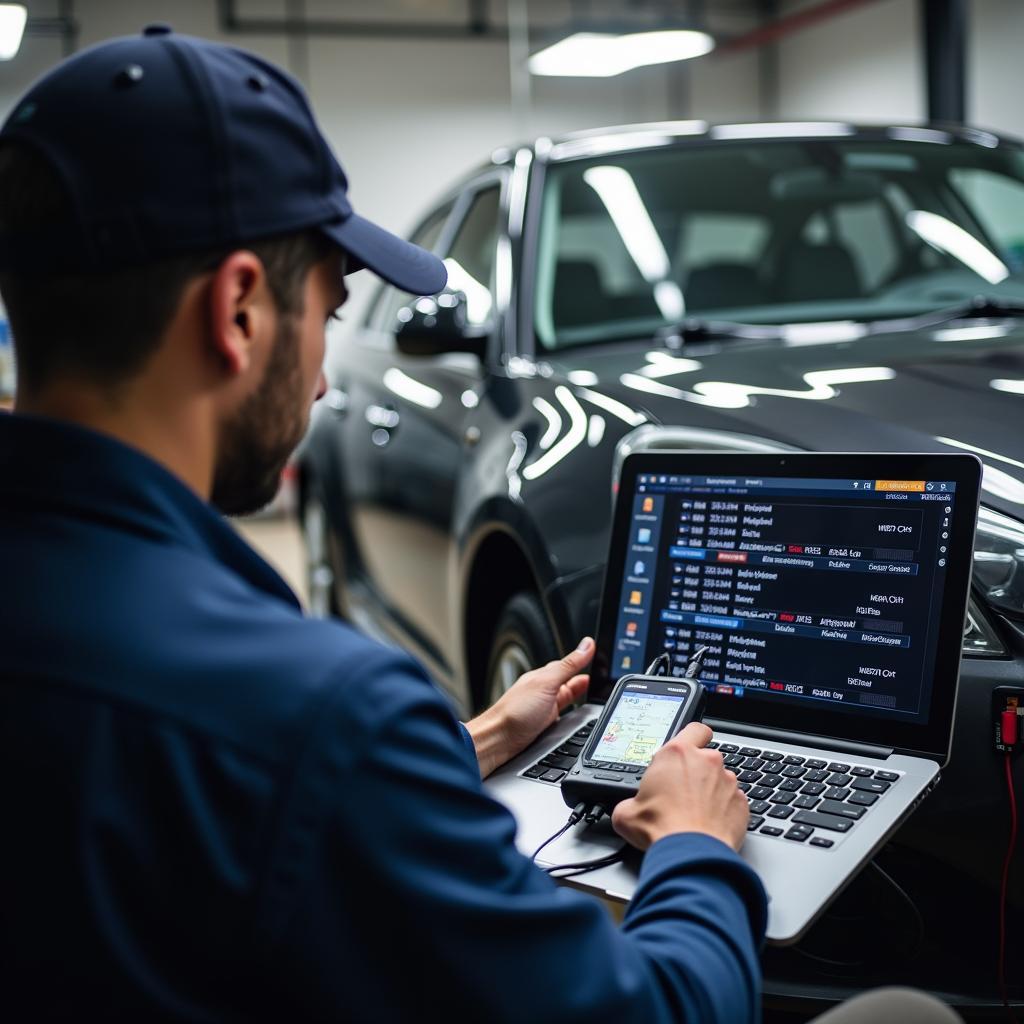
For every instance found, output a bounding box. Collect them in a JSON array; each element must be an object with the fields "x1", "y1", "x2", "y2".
[
  {"x1": 367, "y1": 201, "x2": 455, "y2": 334},
  {"x1": 949, "y1": 168, "x2": 1024, "y2": 272},
  {"x1": 442, "y1": 185, "x2": 502, "y2": 327}
]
